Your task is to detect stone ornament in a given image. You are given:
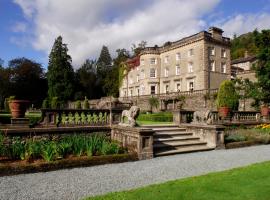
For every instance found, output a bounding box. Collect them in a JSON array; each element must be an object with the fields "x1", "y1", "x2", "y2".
[
  {"x1": 119, "y1": 106, "x2": 140, "y2": 127},
  {"x1": 192, "y1": 110, "x2": 214, "y2": 125}
]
